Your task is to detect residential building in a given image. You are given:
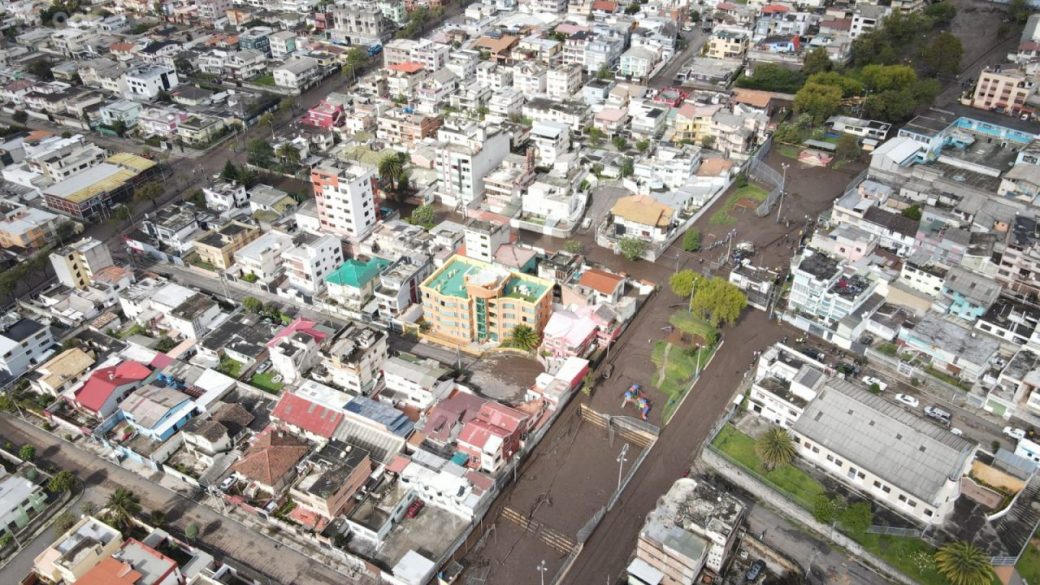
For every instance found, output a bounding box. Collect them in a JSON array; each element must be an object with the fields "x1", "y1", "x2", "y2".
[
  {"x1": 463, "y1": 220, "x2": 510, "y2": 264},
  {"x1": 234, "y1": 231, "x2": 293, "y2": 282},
  {"x1": 705, "y1": 30, "x2": 749, "y2": 60},
  {"x1": 232, "y1": 428, "x2": 311, "y2": 493},
  {"x1": 33, "y1": 516, "x2": 124, "y2": 584},
  {"x1": 457, "y1": 401, "x2": 529, "y2": 473},
  {"x1": 202, "y1": 181, "x2": 248, "y2": 211},
  {"x1": 792, "y1": 379, "x2": 976, "y2": 524},
  {"x1": 628, "y1": 478, "x2": 745, "y2": 585},
  {"x1": 291, "y1": 440, "x2": 372, "y2": 520},
  {"x1": 619, "y1": 46, "x2": 657, "y2": 80},
  {"x1": 419, "y1": 254, "x2": 554, "y2": 347},
  {"x1": 317, "y1": 323, "x2": 388, "y2": 396},
  {"x1": 121, "y1": 63, "x2": 179, "y2": 100},
  {"x1": 546, "y1": 64, "x2": 582, "y2": 100},
  {"x1": 748, "y1": 344, "x2": 829, "y2": 428},
  {"x1": 50, "y1": 237, "x2": 114, "y2": 290},
  {"x1": 529, "y1": 122, "x2": 570, "y2": 167},
  {"x1": 375, "y1": 255, "x2": 432, "y2": 327},
  {"x1": 193, "y1": 221, "x2": 261, "y2": 271},
  {"x1": 273, "y1": 56, "x2": 321, "y2": 90},
  {"x1": 311, "y1": 160, "x2": 378, "y2": 242},
  {"x1": 939, "y1": 266, "x2": 1001, "y2": 322},
  {"x1": 332, "y1": 3, "x2": 394, "y2": 45},
  {"x1": 608, "y1": 195, "x2": 674, "y2": 244},
  {"x1": 0, "y1": 317, "x2": 55, "y2": 379},
  {"x1": 30, "y1": 347, "x2": 94, "y2": 397},
  {"x1": 181, "y1": 402, "x2": 253, "y2": 464},
  {"x1": 0, "y1": 472, "x2": 48, "y2": 538},
  {"x1": 119, "y1": 384, "x2": 195, "y2": 442},
  {"x1": 898, "y1": 313, "x2": 999, "y2": 383},
  {"x1": 269, "y1": 31, "x2": 297, "y2": 60},
  {"x1": 787, "y1": 251, "x2": 879, "y2": 325},
  {"x1": 971, "y1": 67, "x2": 1035, "y2": 115},
  {"x1": 268, "y1": 318, "x2": 335, "y2": 385},
  {"x1": 382, "y1": 353, "x2": 453, "y2": 411},
  {"x1": 0, "y1": 204, "x2": 58, "y2": 250},
  {"x1": 281, "y1": 234, "x2": 343, "y2": 295},
  {"x1": 326, "y1": 256, "x2": 391, "y2": 313},
  {"x1": 434, "y1": 120, "x2": 511, "y2": 207},
  {"x1": 376, "y1": 109, "x2": 442, "y2": 148},
  {"x1": 72, "y1": 360, "x2": 152, "y2": 419}
]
